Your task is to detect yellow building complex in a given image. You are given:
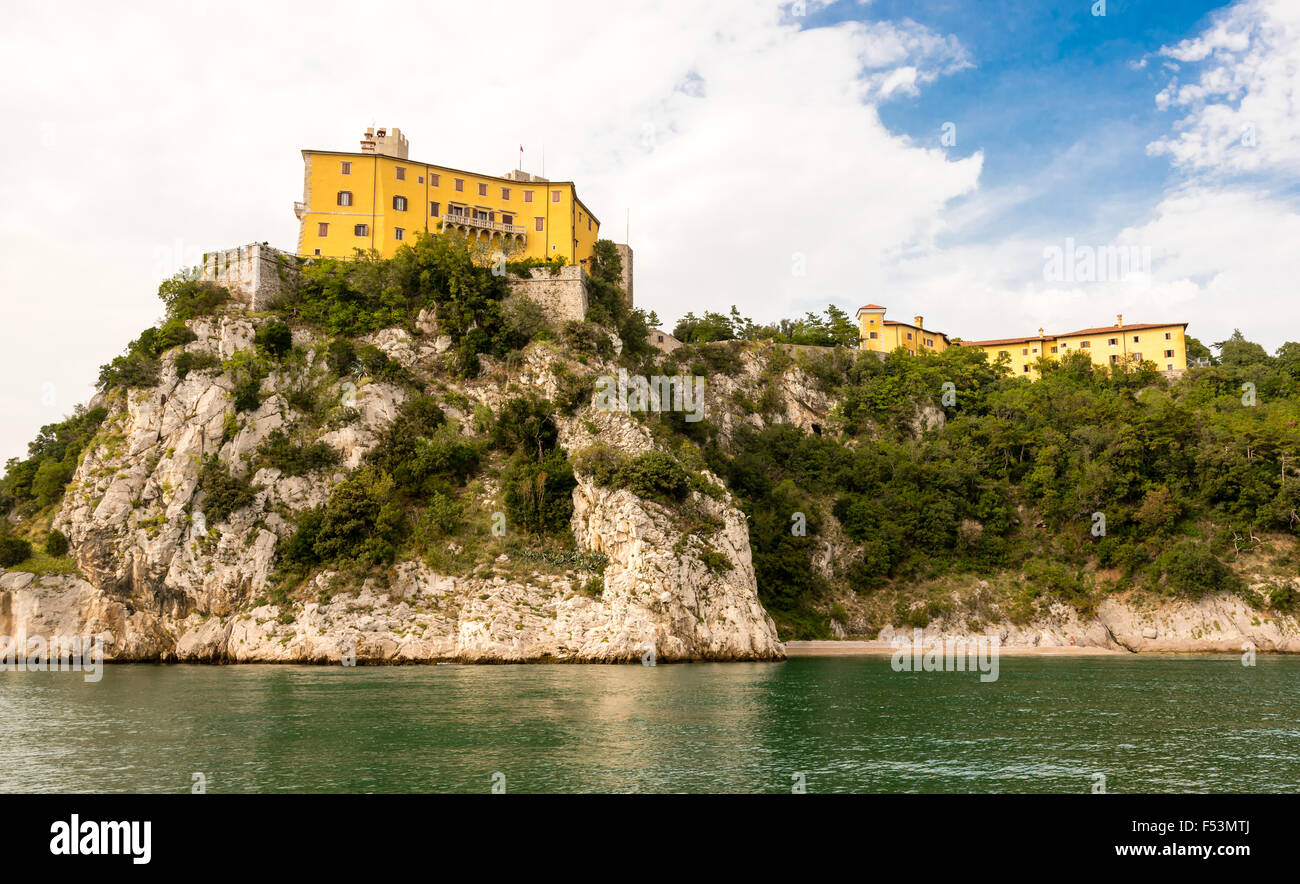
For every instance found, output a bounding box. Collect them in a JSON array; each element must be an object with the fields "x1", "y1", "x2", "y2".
[
  {"x1": 295, "y1": 127, "x2": 601, "y2": 266},
  {"x1": 857, "y1": 306, "x2": 1188, "y2": 377},
  {"x1": 856, "y1": 304, "x2": 952, "y2": 355}
]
